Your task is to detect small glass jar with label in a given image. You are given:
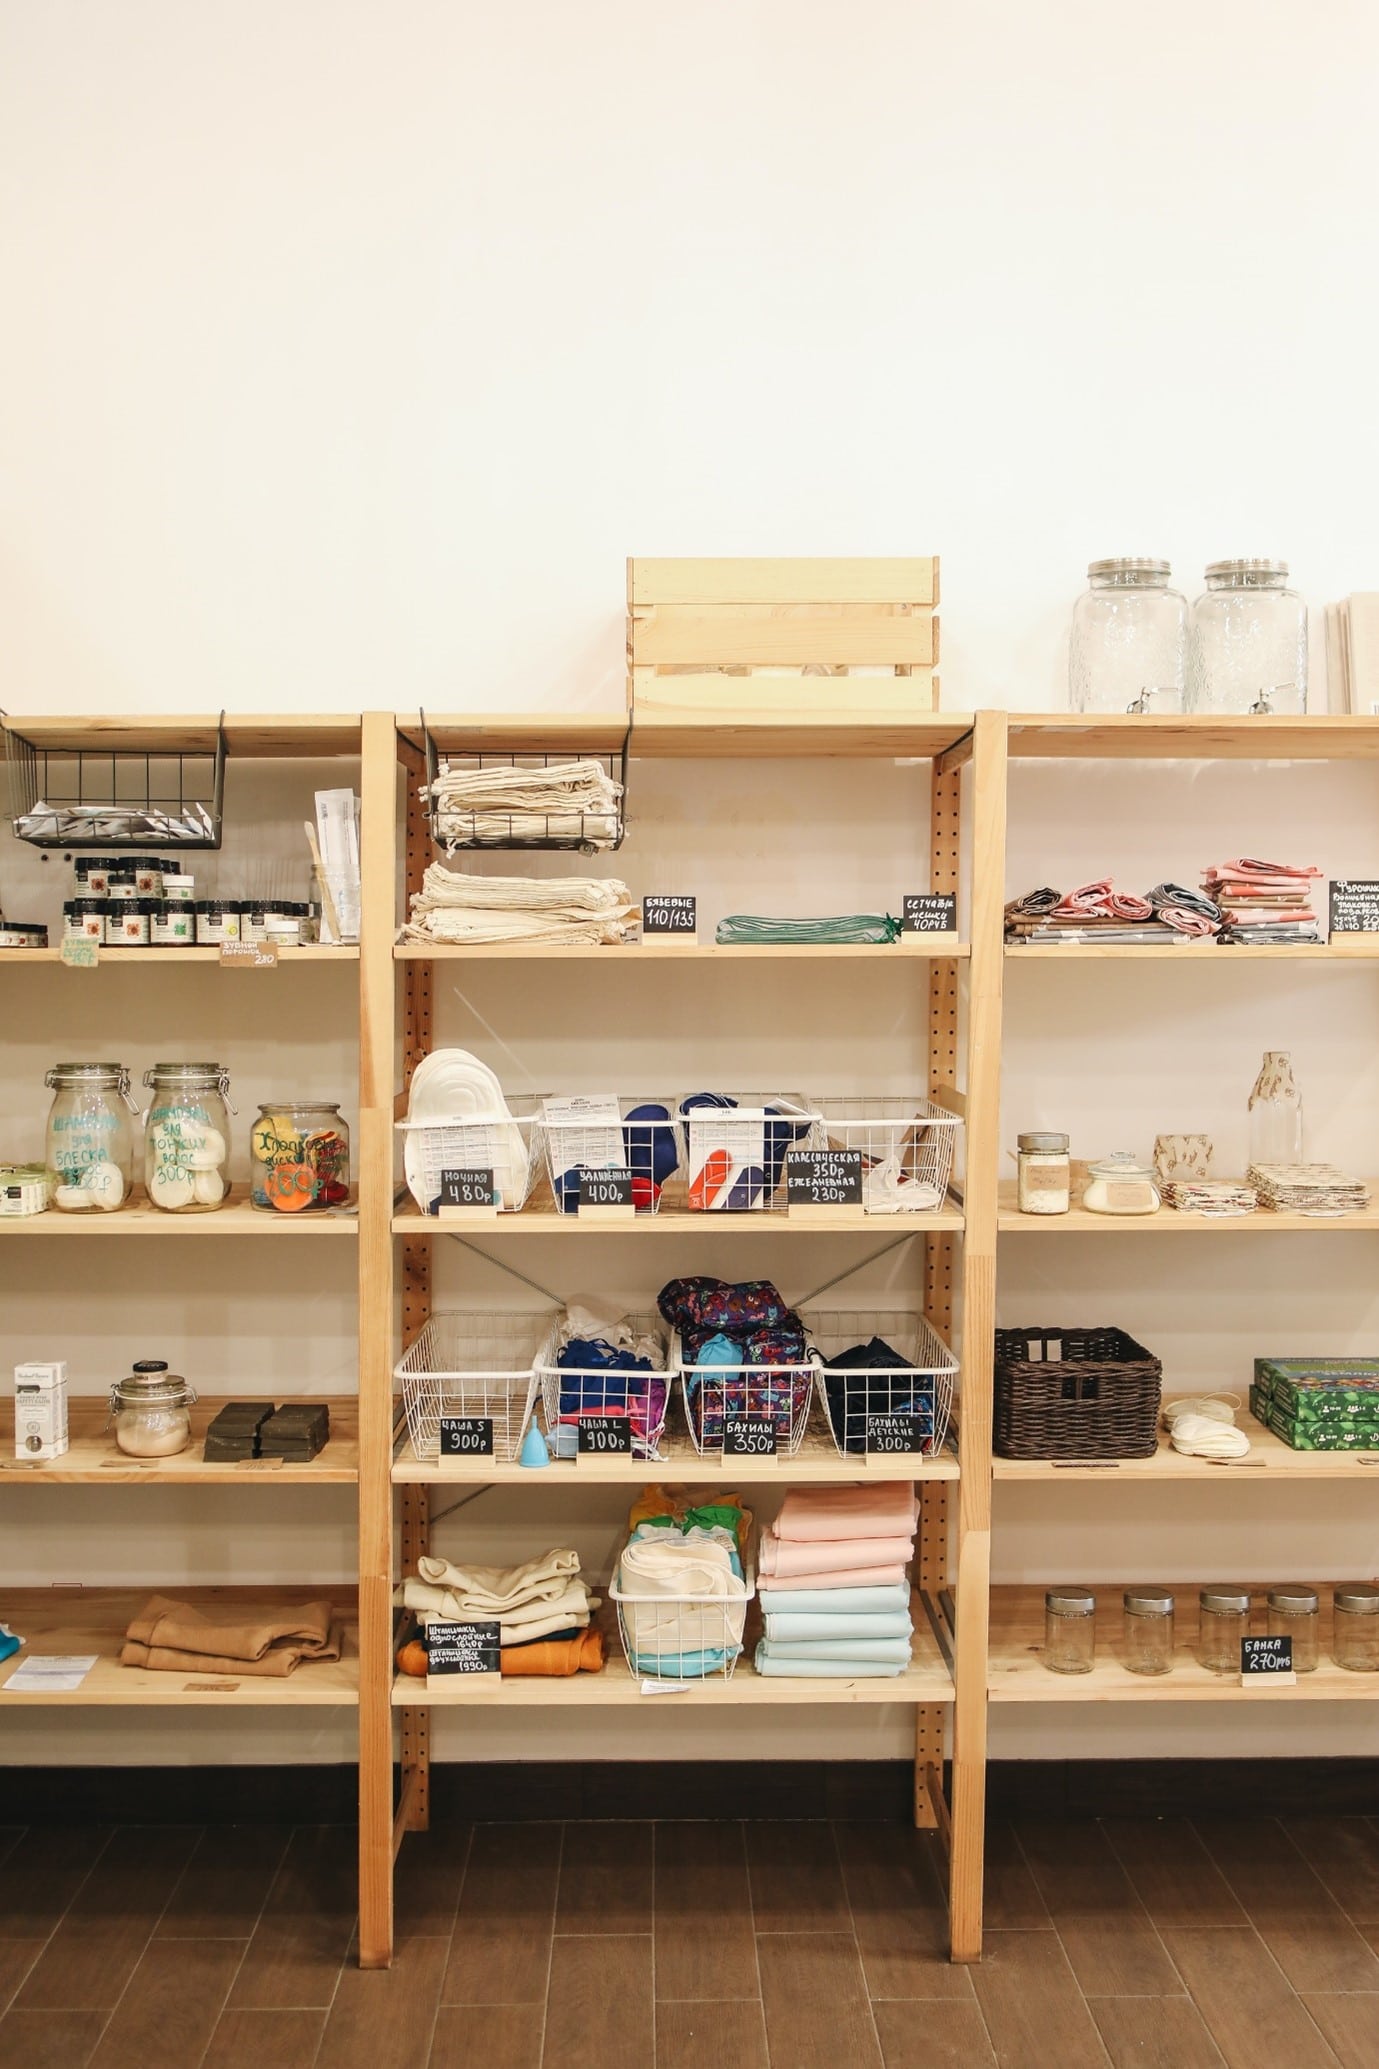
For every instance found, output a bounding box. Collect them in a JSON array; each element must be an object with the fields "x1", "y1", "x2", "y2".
[
  {"x1": 1331, "y1": 1585, "x2": 1379, "y2": 1672},
  {"x1": 63, "y1": 897, "x2": 106, "y2": 943},
  {"x1": 1122, "y1": 1587, "x2": 1175, "y2": 1675},
  {"x1": 1043, "y1": 1587, "x2": 1096, "y2": 1674},
  {"x1": 74, "y1": 857, "x2": 120, "y2": 896},
  {"x1": 1017, "y1": 1132, "x2": 1071, "y2": 1214},
  {"x1": 108, "y1": 898, "x2": 156, "y2": 946},
  {"x1": 1197, "y1": 1587, "x2": 1251, "y2": 1673},
  {"x1": 44, "y1": 1062, "x2": 137, "y2": 1212},
  {"x1": 162, "y1": 873, "x2": 196, "y2": 903},
  {"x1": 150, "y1": 901, "x2": 195, "y2": 947},
  {"x1": 194, "y1": 900, "x2": 240, "y2": 944},
  {"x1": 1267, "y1": 1585, "x2": 1319, "y2": 1672},
  {"x1": 132, "y1": 858, "x2": 166, "y2": 897},
  {"x1": 106, "y1": 872, "x2": 137, "y2": 901},
  {"x1": 250, "y1": 1101, "x2": 351, "y2": 1212},
  {"x1": 143, "y1": 1063, "x2": 234, "y2": 1211},
  {"x1": 1082, "y1": 1153, "x2": 1161, "y2": 1216},
  {"x1": 108, "y1": 1360, "x2": 197, "y2": 1457}
]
